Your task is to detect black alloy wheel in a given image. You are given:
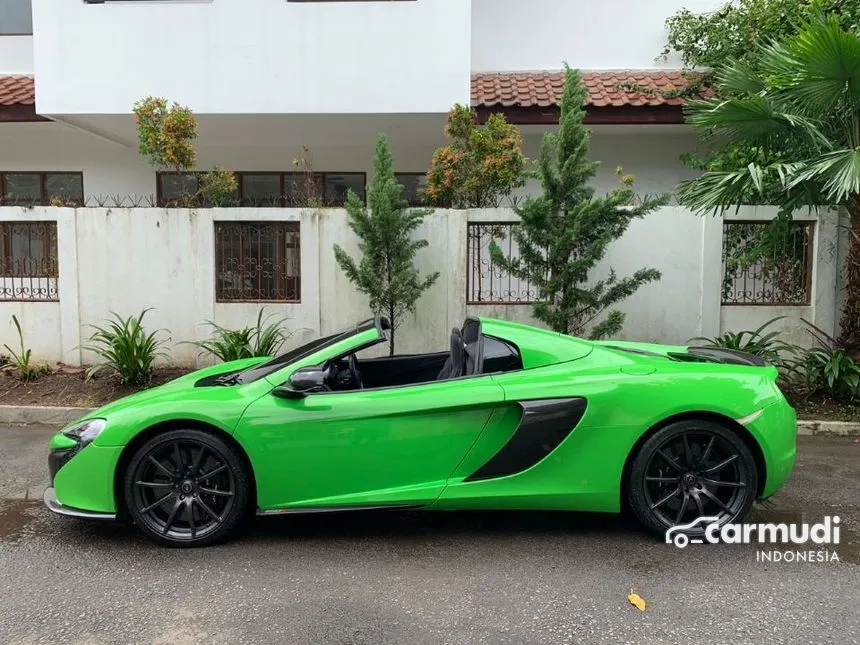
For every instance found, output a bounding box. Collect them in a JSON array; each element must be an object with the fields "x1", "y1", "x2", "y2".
[
  {"x1": 627, "y1": 420, "x2": 758, "y2": 537},
  {"x1": 124, "y1": 429, "x2": 249, "y2": 547}
]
